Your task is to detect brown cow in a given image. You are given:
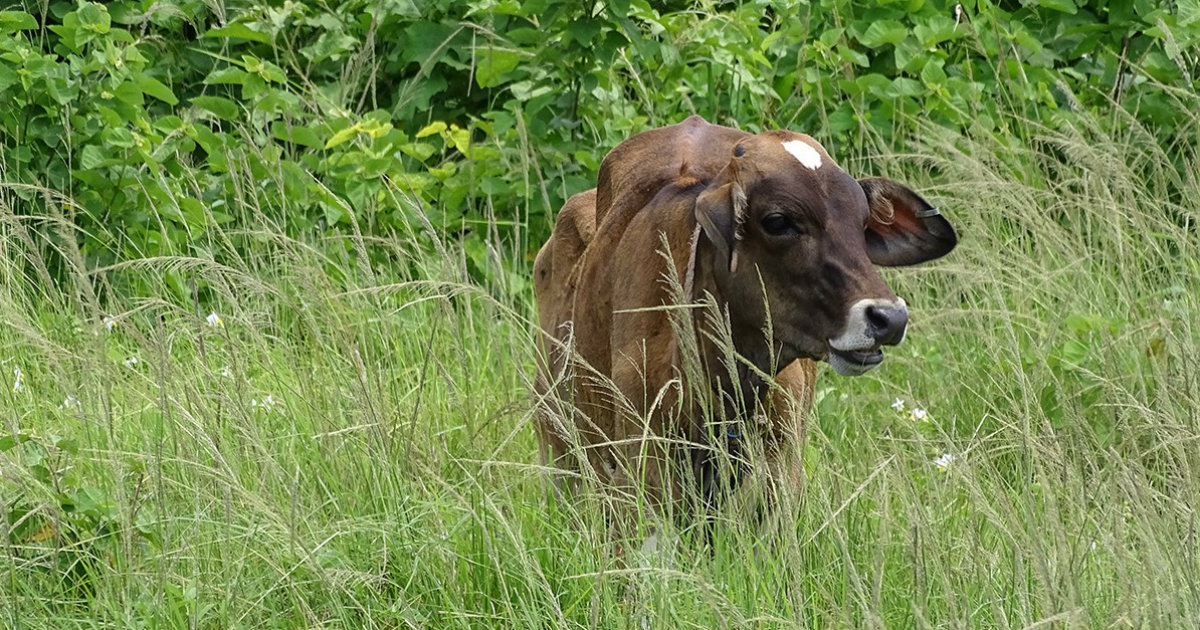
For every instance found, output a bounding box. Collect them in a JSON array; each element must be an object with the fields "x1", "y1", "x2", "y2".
[{"x1": 533, "y1": 116, "x2": 955, "y2": 513}]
